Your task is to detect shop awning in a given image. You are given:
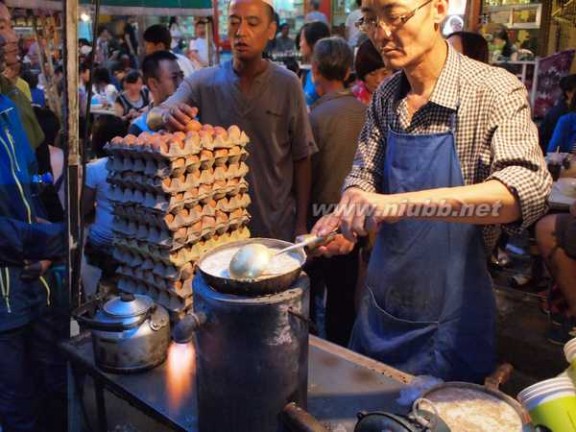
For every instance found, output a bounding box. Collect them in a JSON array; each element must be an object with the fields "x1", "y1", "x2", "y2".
[
  {"x1": 6, "y1": 0, "x2": 214, "y2": 16},
  {"x1": 5, "y1": 0, "x2": 63, "y2": 10},
  {"x1": 552, "y1": 0, "x2": 576, "y2": 25},
  {"x1": 80, "y1": 0, "x2": 213, "y2": 16}
]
